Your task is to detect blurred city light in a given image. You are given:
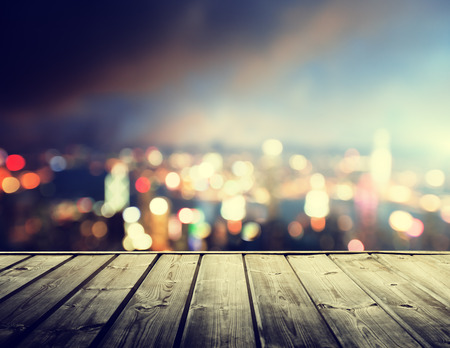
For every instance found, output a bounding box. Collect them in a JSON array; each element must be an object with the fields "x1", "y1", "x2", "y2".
[
  {"x1": 0, "y1": 140, "x2": 449, "y2": 252},
  {"x1": 348, "y1": 239, "x2": 364, "y2": 251},
  {"x1": 262, "y1": 139, "x2": 283, "y2": 156},
  {"x1": 123, "y1": 207, "x2": 141, "y2": 223},
  {"x1": 6, "y1": 155, "x2": 26, "y2": 171},
  {"x1": 149, "y1": 197, "x2": 169, "y2": 215}
]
